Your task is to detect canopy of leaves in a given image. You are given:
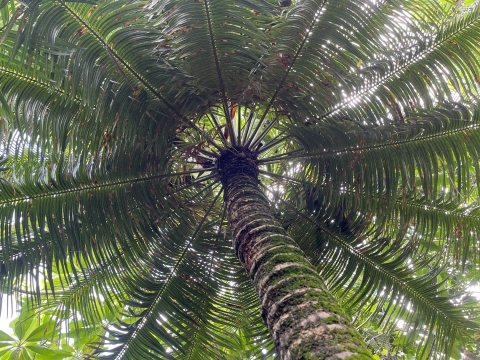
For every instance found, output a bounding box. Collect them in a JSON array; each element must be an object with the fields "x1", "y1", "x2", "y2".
[{"x1": 1, "y1": 0, "x2": 480, "y2": 358}]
